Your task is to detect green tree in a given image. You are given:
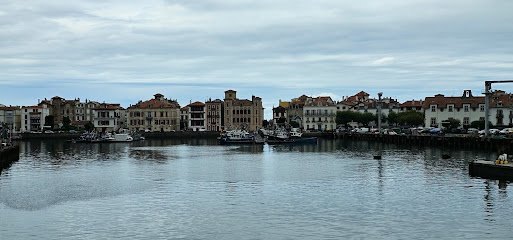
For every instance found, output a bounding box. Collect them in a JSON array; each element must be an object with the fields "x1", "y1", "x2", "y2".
[
  {"x1": 470, "y1": 120, "x2": 492, "y2": 130},
  {"x1": 84, "y1": 121, "x2": 94, "y2": 132},
  {"x1": 387, "y1": 111, "x2": 398, "y2": 126},
  {"x1": 441, "y1": 117, "x2": 461, "y2": 129},
  {"x1": 62, "y1": 116, "x2": 72, "y2": 130},
  {"x1": 396, "y1": 111, "x2": 424, "y2": 126}
]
